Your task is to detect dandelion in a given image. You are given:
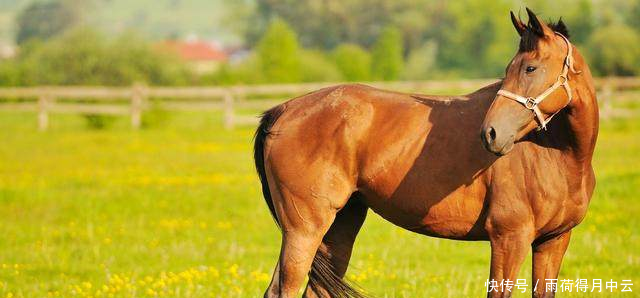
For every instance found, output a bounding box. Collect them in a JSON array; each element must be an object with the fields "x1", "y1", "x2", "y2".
[
  {"x1": 155, "y1": 280, "x2": 166, "y2": 289},
  {"x1": 216, "y1": 221, "x2": 233, "y2": 230},
  {"x1": 209, "y1": 267, "x2": 220, "y2": 278},
  {"x1": 250, "y1": 270, "x2": 270, "y2": 282},
  {"x1": 228, "y1": 264, "x2": 239, "y2": 278}
]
